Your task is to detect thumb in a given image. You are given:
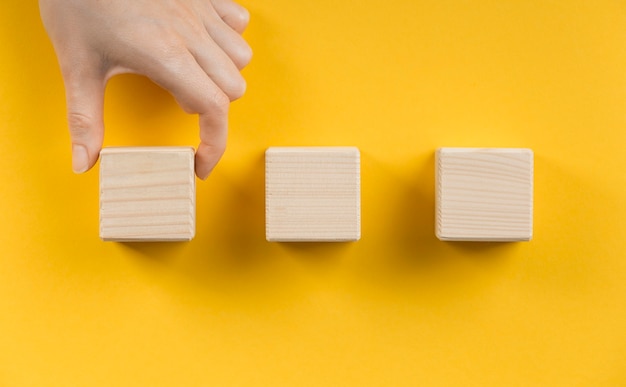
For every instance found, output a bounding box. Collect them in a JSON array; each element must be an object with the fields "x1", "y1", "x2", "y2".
[{"x1": 62, "y1": 70, "x2": 105, "y2": 173}]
